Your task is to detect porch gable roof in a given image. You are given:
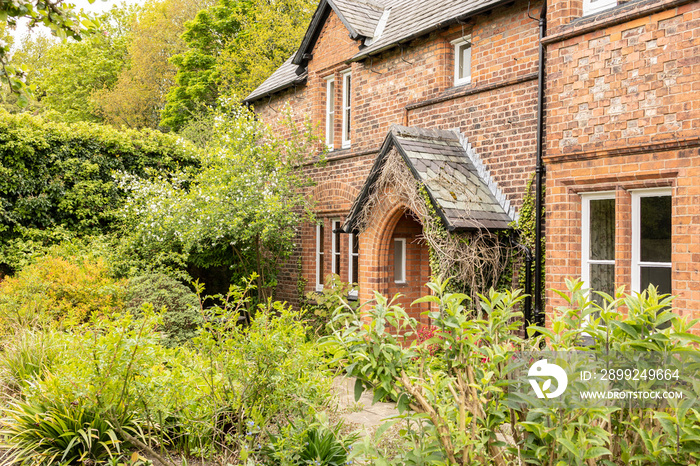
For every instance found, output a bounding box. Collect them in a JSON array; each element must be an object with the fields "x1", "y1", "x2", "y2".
[{"x1": 343, "y1": 125, "x2": 514, "y2": 233}]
